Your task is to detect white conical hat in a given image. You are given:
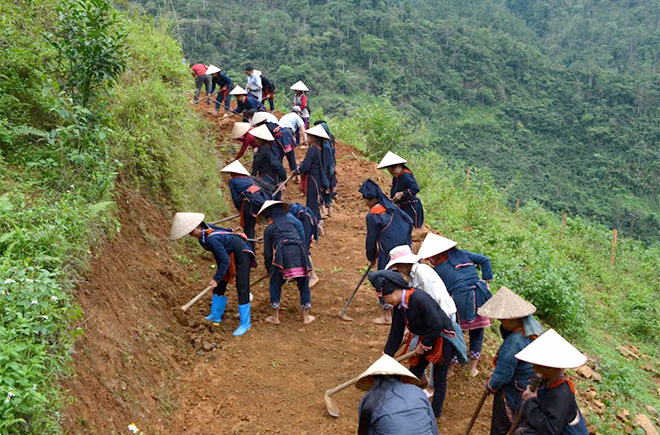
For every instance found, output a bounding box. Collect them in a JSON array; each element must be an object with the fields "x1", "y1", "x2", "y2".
[
  {"x1": 250, "y1": 111, "x2": 276, "y2": 126},
  {"x1": 417, "y1": 233, "x2": 458, "y2": 259},
  {"x1": 290, "y1": 81, "x2": 309, "y2": 91},
  {"x1": 477, "y1": 286, "x2": 536, "y2": 319},
  {"x1": 305, "y1": 124, "x2": 330, "y2": 140},
  {"x1": 355, "y1": 354, "x2": 420, "y2": 391},
  {"x1": 169, "y1": 212, "x2": 204, "y2": 241},
  {"x1": 229, "y1": 85, "x2": 248, "y2": 96},
  {"x1": 220, "y1": 160, "x2": 250, "y2": 176},
  {"x1": 230, "y1": 122, "x2": 251, "y2": 139},
  {"x1": 515, "y1": 329, "x2": 587, "y2": 369},
  {"x1": 250, "y1": 124, "x2": 275, "y2": 141},
  {"x1": 377, "y1": 151, "x2": 408, "y2": 169},
  {"x1": 257, "y1": 200, "x2": 290, "y2": 217},
  {"x1": 205, "y1": 64, "x2": 220, "y2": 75},
  {"x1": 385, "y1": 245, "x2": 421, "y2": 270}
]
